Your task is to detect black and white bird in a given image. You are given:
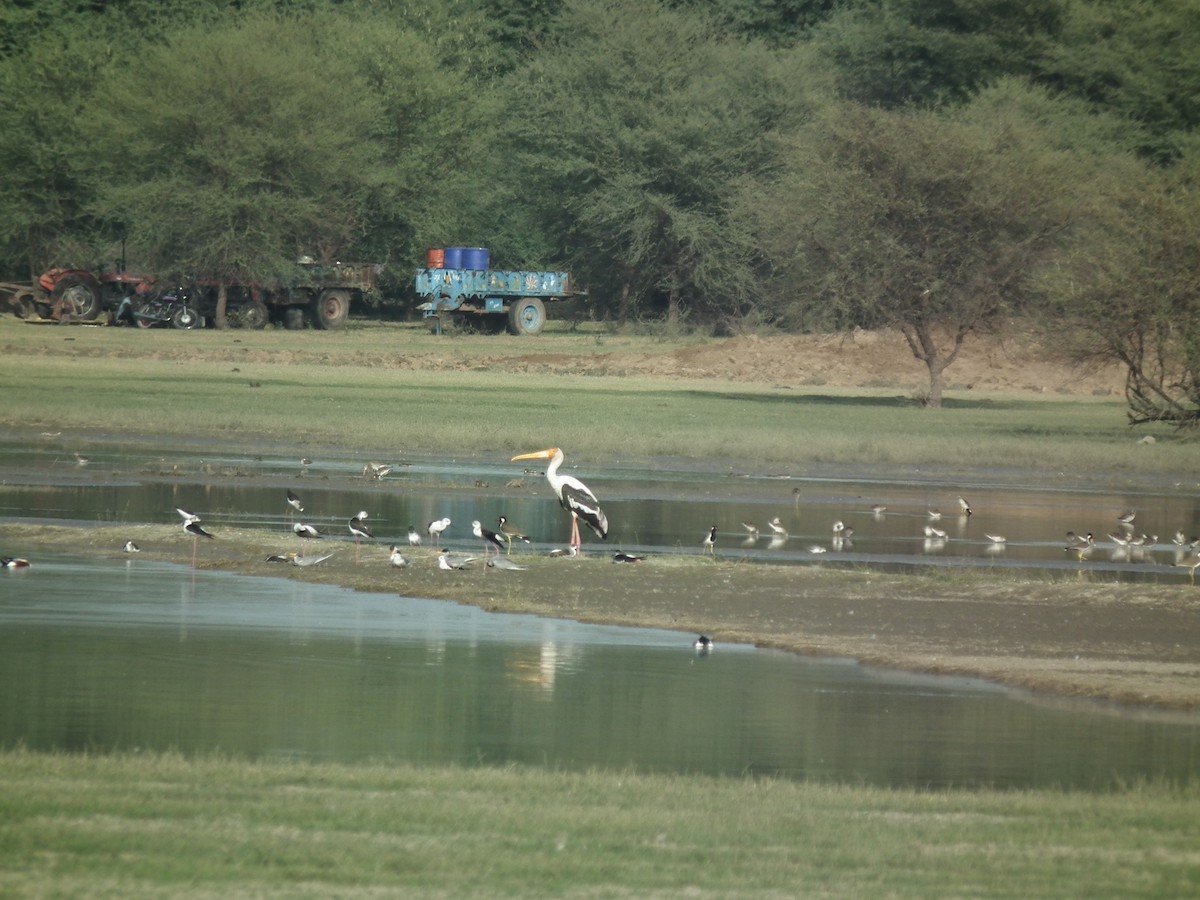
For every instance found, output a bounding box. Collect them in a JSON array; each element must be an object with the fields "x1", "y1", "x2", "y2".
[
  {"x1": 427, "y1": 517, "x2": 452, "y2": 546},
  {"x1": 702, "y1": 525, "x2": 717, "y2": 555},
  {"x1": 293, "y1": 522, "x2": 321, "y2": 539},
  {"x1": 511, "y1": 447, "x2": 608, "y2": 553},
  {"x1": 694, "y1": 635, "x2": 714, "y2": 652},
  {"x1": 406, "y1": 526, "x2": 422, "y2": 547},
  {"x1": 175, "y1": 507, "x2": 201, "y2": 527},
  {"x1": 184, "y1": 519, "x2": 214, "y2": 567},
  {"x1": 348, "y1": 512, "x2": 372, "y2": 561},
  {"x1": 1, "y1": 556, "x2": 31, "y2": 568},
  {"x1": 767, "y1": 517, "x2": 788, "y2": 539},
  {"x1": 389, "y1": 545, "x2": 409, "y2": 568},
  {"x1": 613, "y1": 551, "x2": 645, "y2": 564},
  {"x1": 741, "y1": 522, "x2": 760, "y2": 539},
  {"x1": 924, "y1": 524, "x2": 947, "y2": 540},
  {"x1": 286, "y1": 489, "x2": 304, "y2": 515},
  {"x1": 497, "y1": 515, "x2": 531, "y2": 554},
  {"x1": 547, "y1": 546, "x2": 578, "y2": 558},
  {"x1": 472, "y1": 520, "x2": 505, "y2": 559},
  {"x1": 122, "y1": 540, "x2": 140, "y2": 553},
  {"x1": 957, "y1": 496, "x2": 972, "y2": 517}
]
